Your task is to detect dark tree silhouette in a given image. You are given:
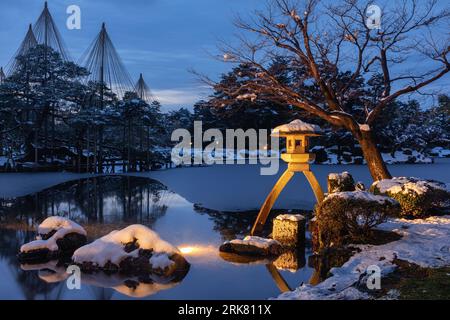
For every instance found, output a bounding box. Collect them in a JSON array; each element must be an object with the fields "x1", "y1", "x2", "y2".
[{"x1": 199, "y1": 0, "x2": 450, "y2": 181}]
